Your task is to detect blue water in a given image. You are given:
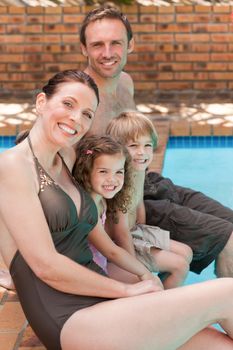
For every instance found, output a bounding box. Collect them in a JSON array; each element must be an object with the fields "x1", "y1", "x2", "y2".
[{"x1": 162, "y1": 138, "x2": 233, "y2": 285}]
